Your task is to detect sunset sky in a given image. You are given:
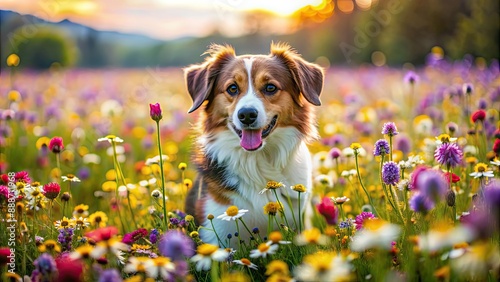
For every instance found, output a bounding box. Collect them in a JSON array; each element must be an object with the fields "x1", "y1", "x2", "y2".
[{"x1": 0, "y1": 0, "x2": 326, "y2": 39}]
